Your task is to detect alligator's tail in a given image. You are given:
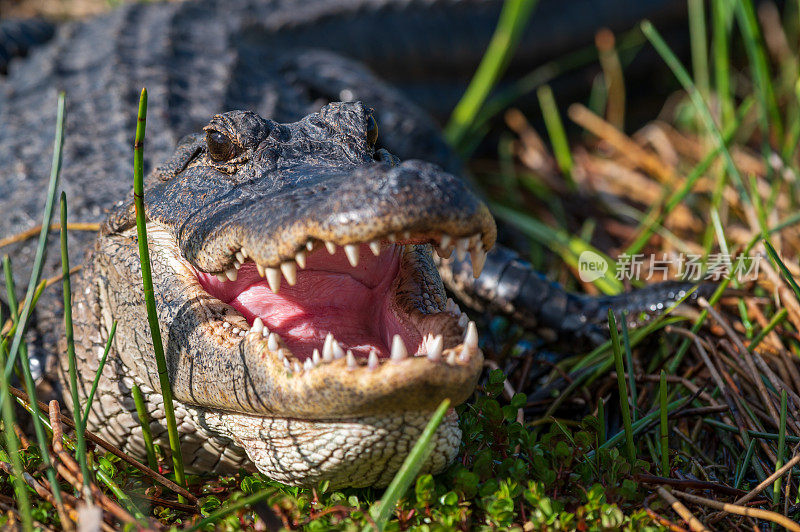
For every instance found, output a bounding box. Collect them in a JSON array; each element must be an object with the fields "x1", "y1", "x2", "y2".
[
  {"x1": 437, "y1": 244, "x2": 713, "y2": 347},
  {"x1": 0, "y1": 19, "x2": 55, "y2": 74}
]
